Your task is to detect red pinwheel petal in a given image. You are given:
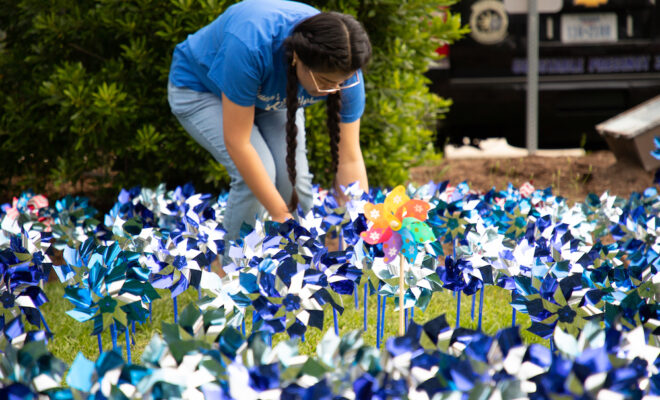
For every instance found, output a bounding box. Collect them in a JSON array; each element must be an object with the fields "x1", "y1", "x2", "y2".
[{"x1": 360, "y1": 226, "x2": 392, "y2": 245}]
